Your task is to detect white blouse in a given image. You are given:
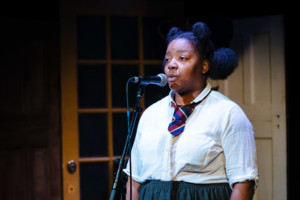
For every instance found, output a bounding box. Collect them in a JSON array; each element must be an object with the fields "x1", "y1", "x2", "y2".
[{"x1": 124, "y1": 84, "x2": 258, "y2": 188}]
